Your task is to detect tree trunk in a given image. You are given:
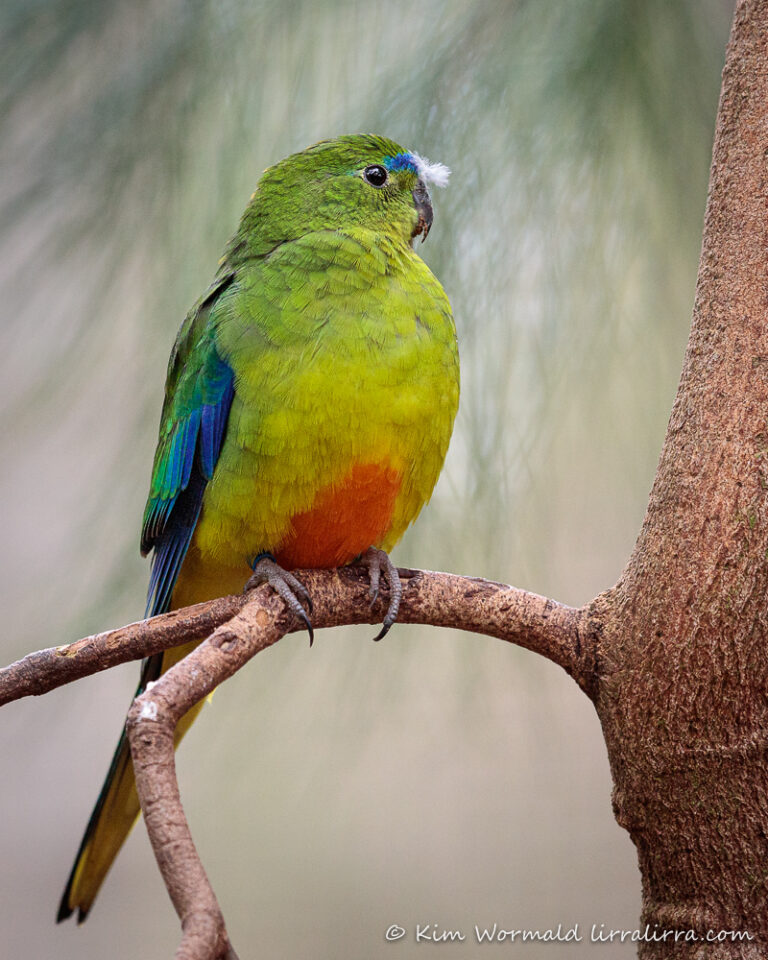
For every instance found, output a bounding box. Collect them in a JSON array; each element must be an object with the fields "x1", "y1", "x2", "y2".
[{"x1": 590, "y1": 0, "x2": 768, "y2": 953}]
